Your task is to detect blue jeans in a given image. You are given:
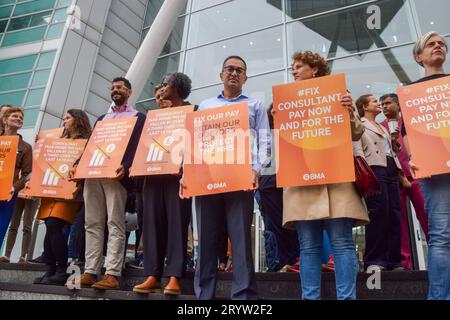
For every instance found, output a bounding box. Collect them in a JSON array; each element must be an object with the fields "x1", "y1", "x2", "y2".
[
  {"x1": 420, "y1": 173, "x2": 450, "y2": 300},
  {"x1": 296, "y1": 218, "x2": 357, "y2": 300},
  {"x1": 0, "y1": 193, "x2": 18, "y2": 252}
]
